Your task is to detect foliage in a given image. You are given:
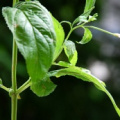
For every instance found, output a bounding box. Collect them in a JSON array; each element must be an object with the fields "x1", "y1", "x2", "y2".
[{"x1": 0, "y1": 0, "x2": 120, "y2": 119}]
